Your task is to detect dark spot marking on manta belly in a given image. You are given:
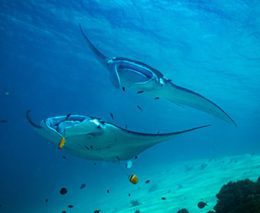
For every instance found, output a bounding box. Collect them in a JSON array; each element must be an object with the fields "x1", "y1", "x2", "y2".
[
  {"x1": 87, "y1": 133, "x2": 97, "y2": 137},
  {"x1": 122, "y1": 86, "x2": 126, "y2": 92},
  {"x1": 137, "y1": 105, "x2": 143, "y2": 111},
  {"x1": 154, "y1": 96, "x2": 160, "y2": 100},
  {"x1": 137, "y1": 90, "x2": 144, "y2": 94},
  {"x1": 88, "y1": 131, "x2": 103, "y2": 137}
]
